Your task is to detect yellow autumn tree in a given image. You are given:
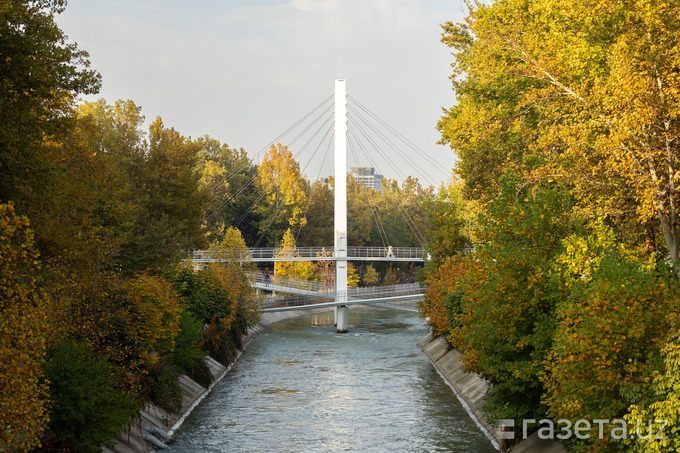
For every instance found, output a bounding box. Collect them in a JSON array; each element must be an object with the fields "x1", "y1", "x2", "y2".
[
  {"x1": 274, "y1": 229, "x2": 316, "y2": 282},
  {"x1": 347, "y1": 263, "x2": 360, "y2": 287},
  {"x1": 363, "y1": 264, "x2": 379, "y2": 286},
  {"x1": 0, "y1": 204, "x2": 50, "y2": 451},
  {"x1": 256, "y1": 143, "x2": 308, "y2": 245},
  {"x1": 217, "y1": 227, "x2": 255, "y2": 271}
]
